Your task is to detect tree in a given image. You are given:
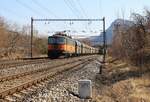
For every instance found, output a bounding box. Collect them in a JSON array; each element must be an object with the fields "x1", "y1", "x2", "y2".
[{"x1": 111, "y1": 9, "x2": 150, "y2": 70}]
